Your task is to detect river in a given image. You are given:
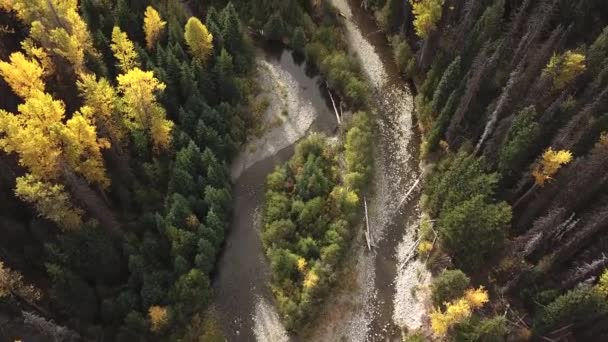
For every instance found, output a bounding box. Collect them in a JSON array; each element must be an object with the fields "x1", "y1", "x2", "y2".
[
  {"x1": 211, "y1": 45, "x2": 338, "y2": 342},
  {"x1": 212, "y1": 0, "x2": 427, "y2": 340},
  {"x1": 307, "y1": 0, "x2": 429, "y2": 340}
]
